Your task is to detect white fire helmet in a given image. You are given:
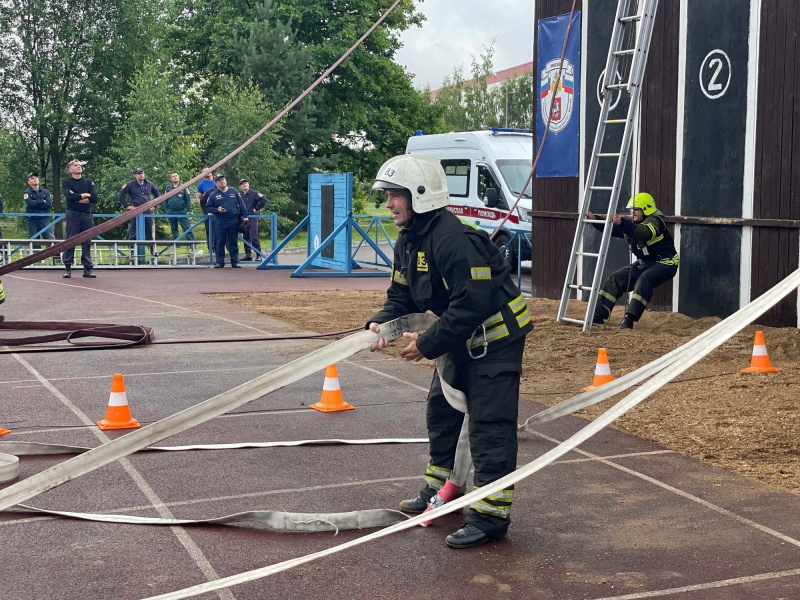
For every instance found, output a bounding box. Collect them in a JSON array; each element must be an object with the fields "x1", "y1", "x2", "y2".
[{"x1": 372, "y1": 153, "x2": 450, "y2": 213}]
